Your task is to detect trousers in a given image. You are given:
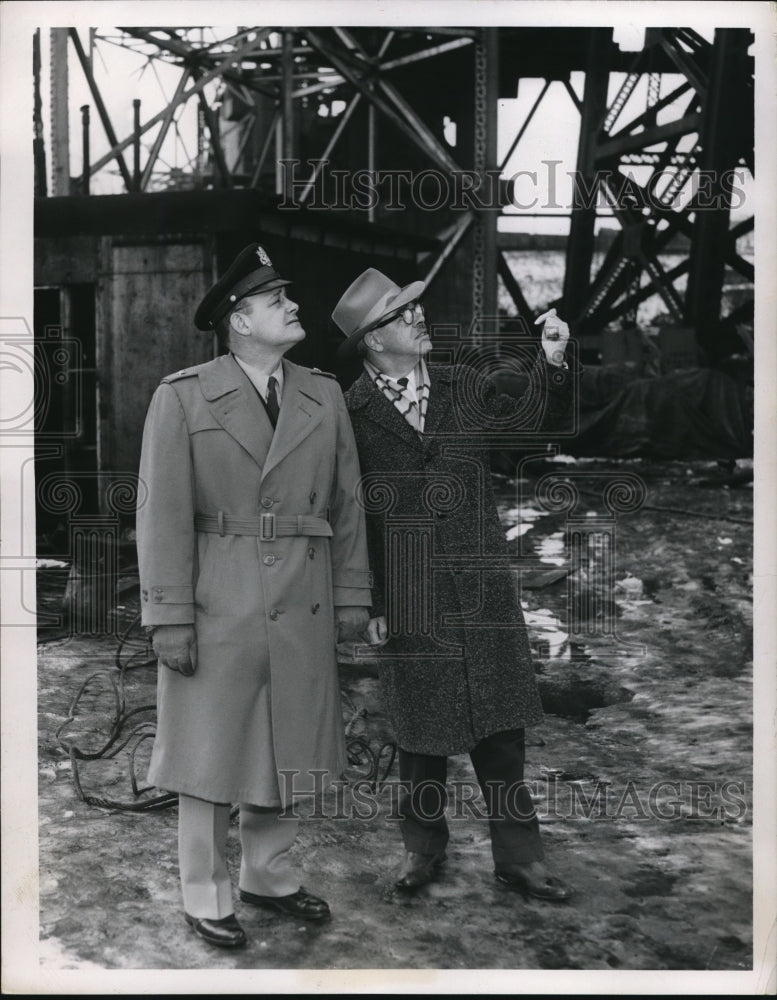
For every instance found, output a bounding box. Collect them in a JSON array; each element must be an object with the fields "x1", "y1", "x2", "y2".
[
  {"x1": 398, "y1": 728, "x2": 544, "y2": 866},
  {"x1": 178, "y1": 794, "x2": 301, "y2": 919}
]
